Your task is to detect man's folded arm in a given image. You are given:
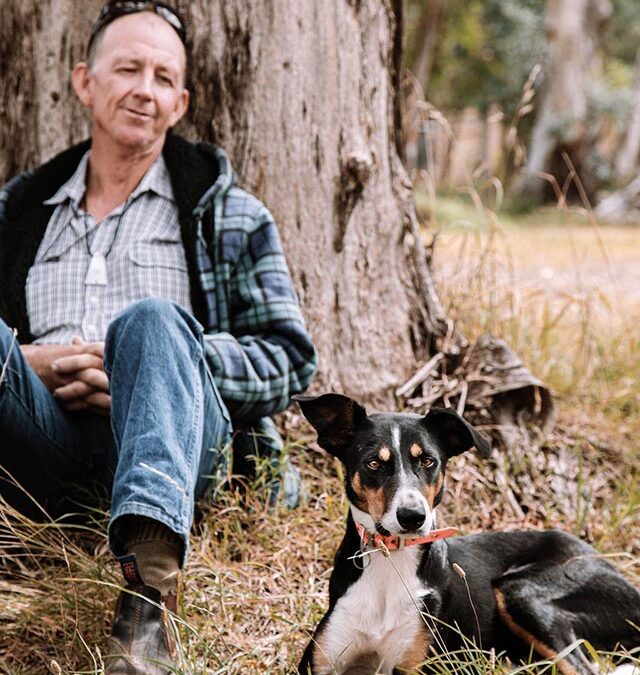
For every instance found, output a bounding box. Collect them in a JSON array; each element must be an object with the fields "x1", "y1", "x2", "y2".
[{"x1": 203, "y1": 207, "x2": 317, "y2": 422}]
